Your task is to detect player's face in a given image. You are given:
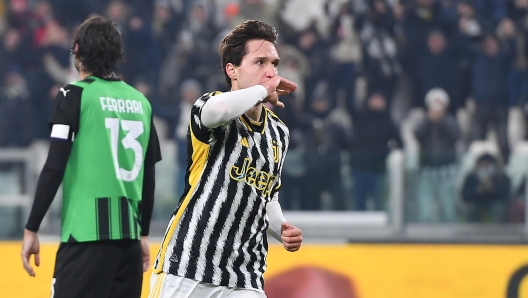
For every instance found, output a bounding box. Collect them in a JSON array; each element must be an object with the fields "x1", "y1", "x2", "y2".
[{"x1": 234, "y1": 39, "x2": 279, "y2": 90}]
